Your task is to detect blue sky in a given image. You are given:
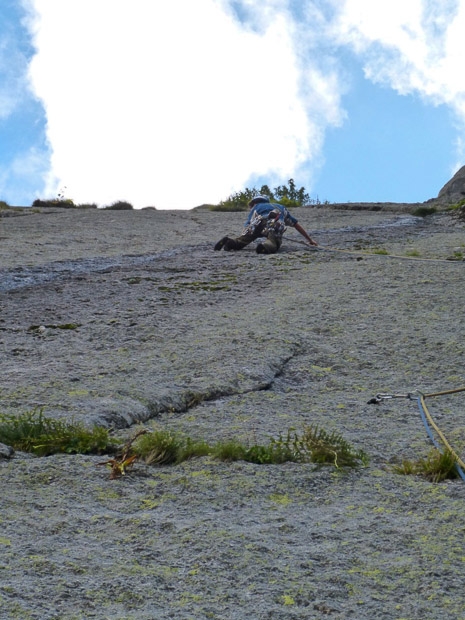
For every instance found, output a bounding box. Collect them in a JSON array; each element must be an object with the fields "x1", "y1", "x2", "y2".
[
  {"x1": 0, "y1": 0, "x2": 464, "y2": 209},
  {"x1": 0, "y1": 0, "x2": 50, "y2": 205},
  {"x1": 313, "y1": 61, "x2": 457, "y2": 203}
]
